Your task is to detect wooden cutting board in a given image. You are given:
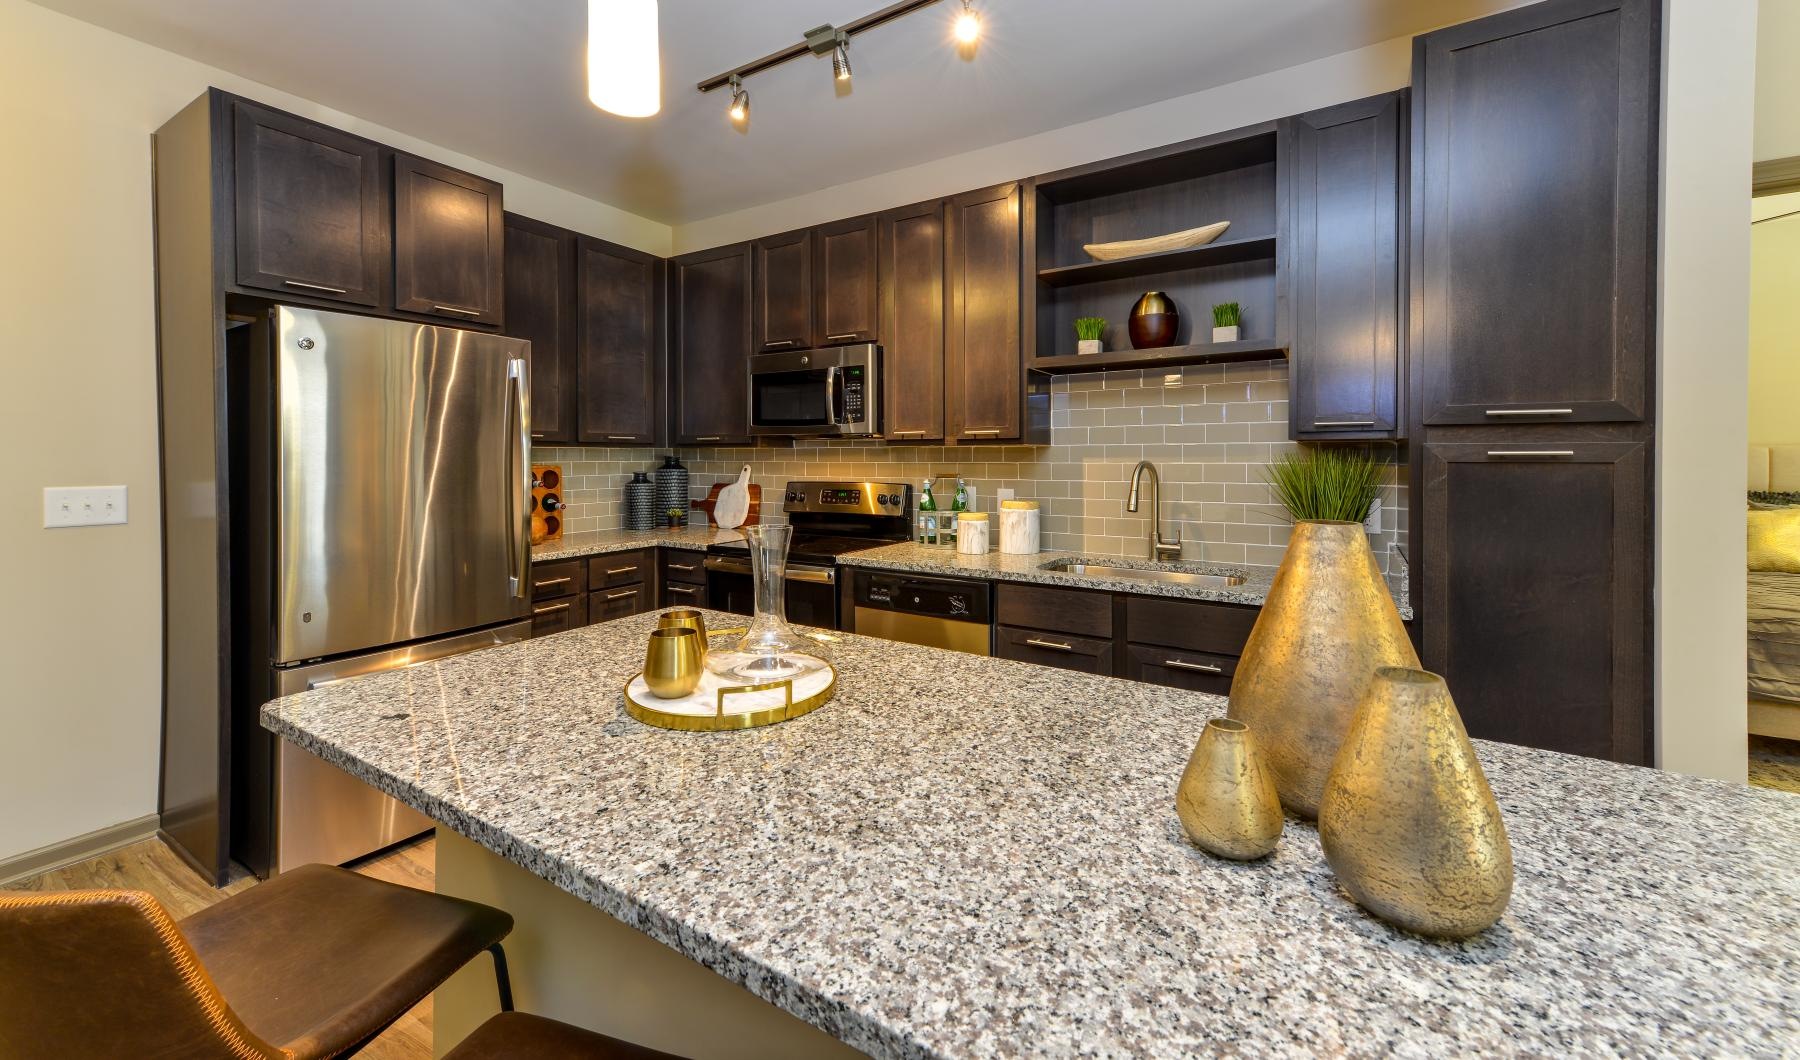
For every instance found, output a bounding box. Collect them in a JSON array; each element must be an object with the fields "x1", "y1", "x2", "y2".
[{"x1": 691, "y1": 480, "x2": 760, "y2": 528}]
